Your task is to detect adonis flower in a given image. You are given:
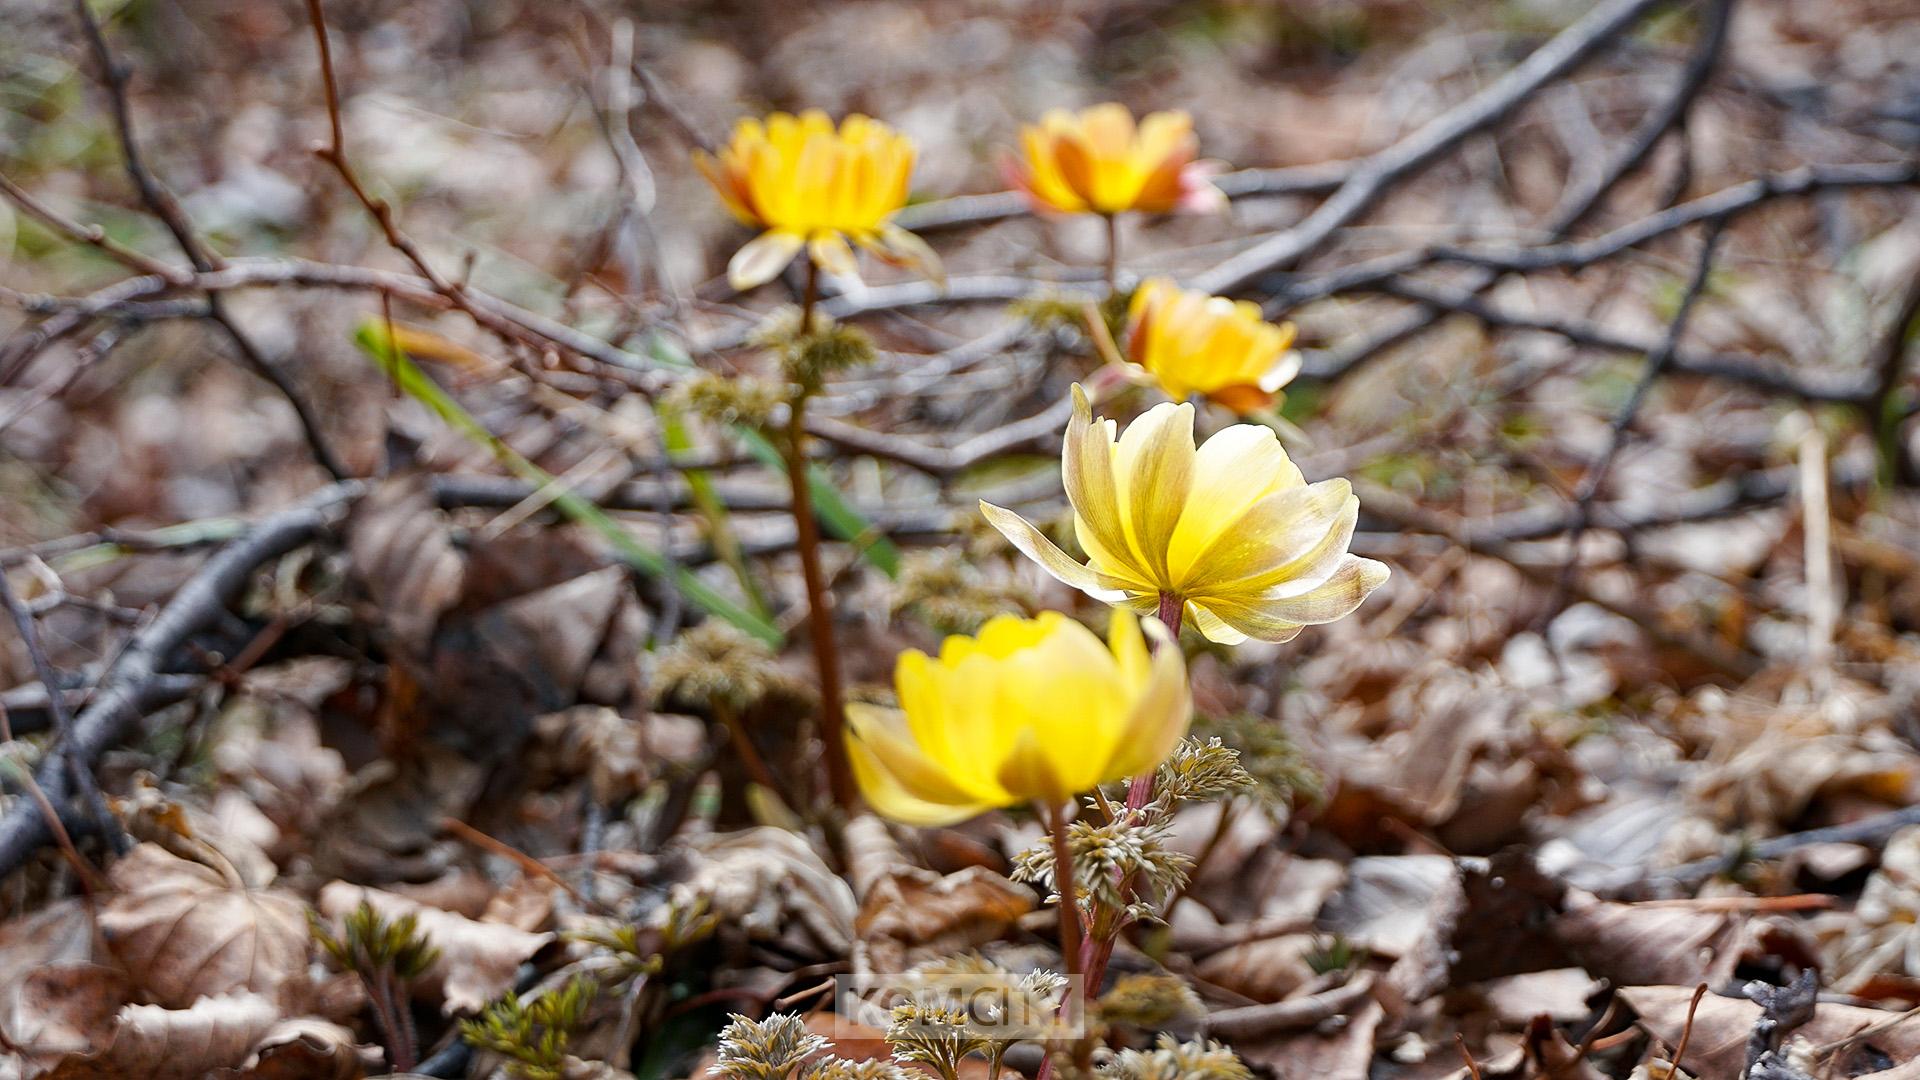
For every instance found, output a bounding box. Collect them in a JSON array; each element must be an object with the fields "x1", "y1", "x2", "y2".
[
  {"x1": 1006, "y1": 104, "x2": 1223, "y2": 216},
  {"x1": 1126, "y1": 278, "x2": 1301, "y2": 414},
  {"x1": 694, "y1": 110, "x2": 941, "y2": 291},
  {"x1": 844, "y1": 611, "x2": 1189, "y2": 825},
  {"x1": 980, "y1": 387, "x2": 1388, "y2": 645}
]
